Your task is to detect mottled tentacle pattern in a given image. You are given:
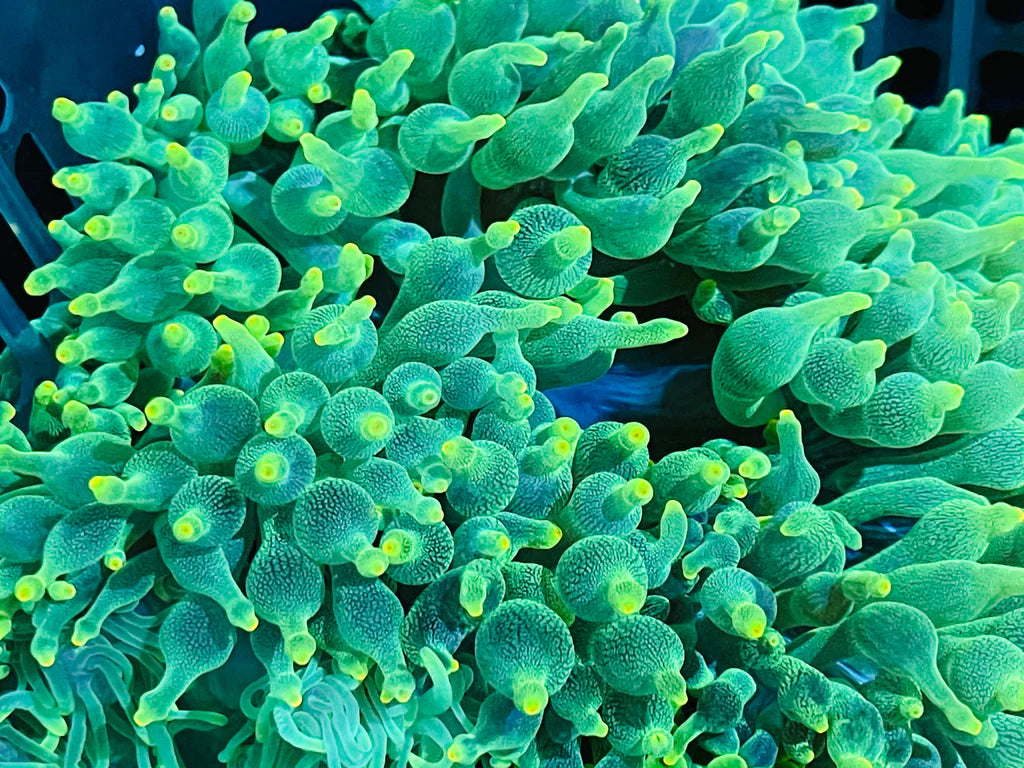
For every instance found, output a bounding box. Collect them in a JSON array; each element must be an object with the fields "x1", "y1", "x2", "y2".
[{"x1": 1, "y1": 1, "x2": 1024, "y2": 767}]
